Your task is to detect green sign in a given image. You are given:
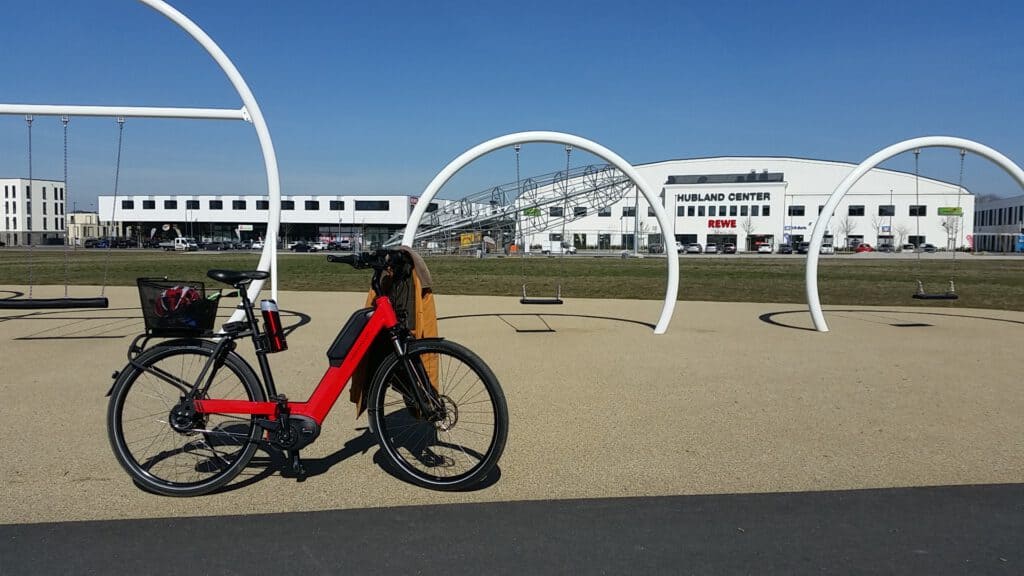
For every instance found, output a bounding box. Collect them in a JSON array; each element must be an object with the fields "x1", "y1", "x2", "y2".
[
  {"x1": 522, "y1": 207, "x2": 542, "y2": 217},
  {"x1": 937, "y1": 207, "x2": 963, "y2": 216}
]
